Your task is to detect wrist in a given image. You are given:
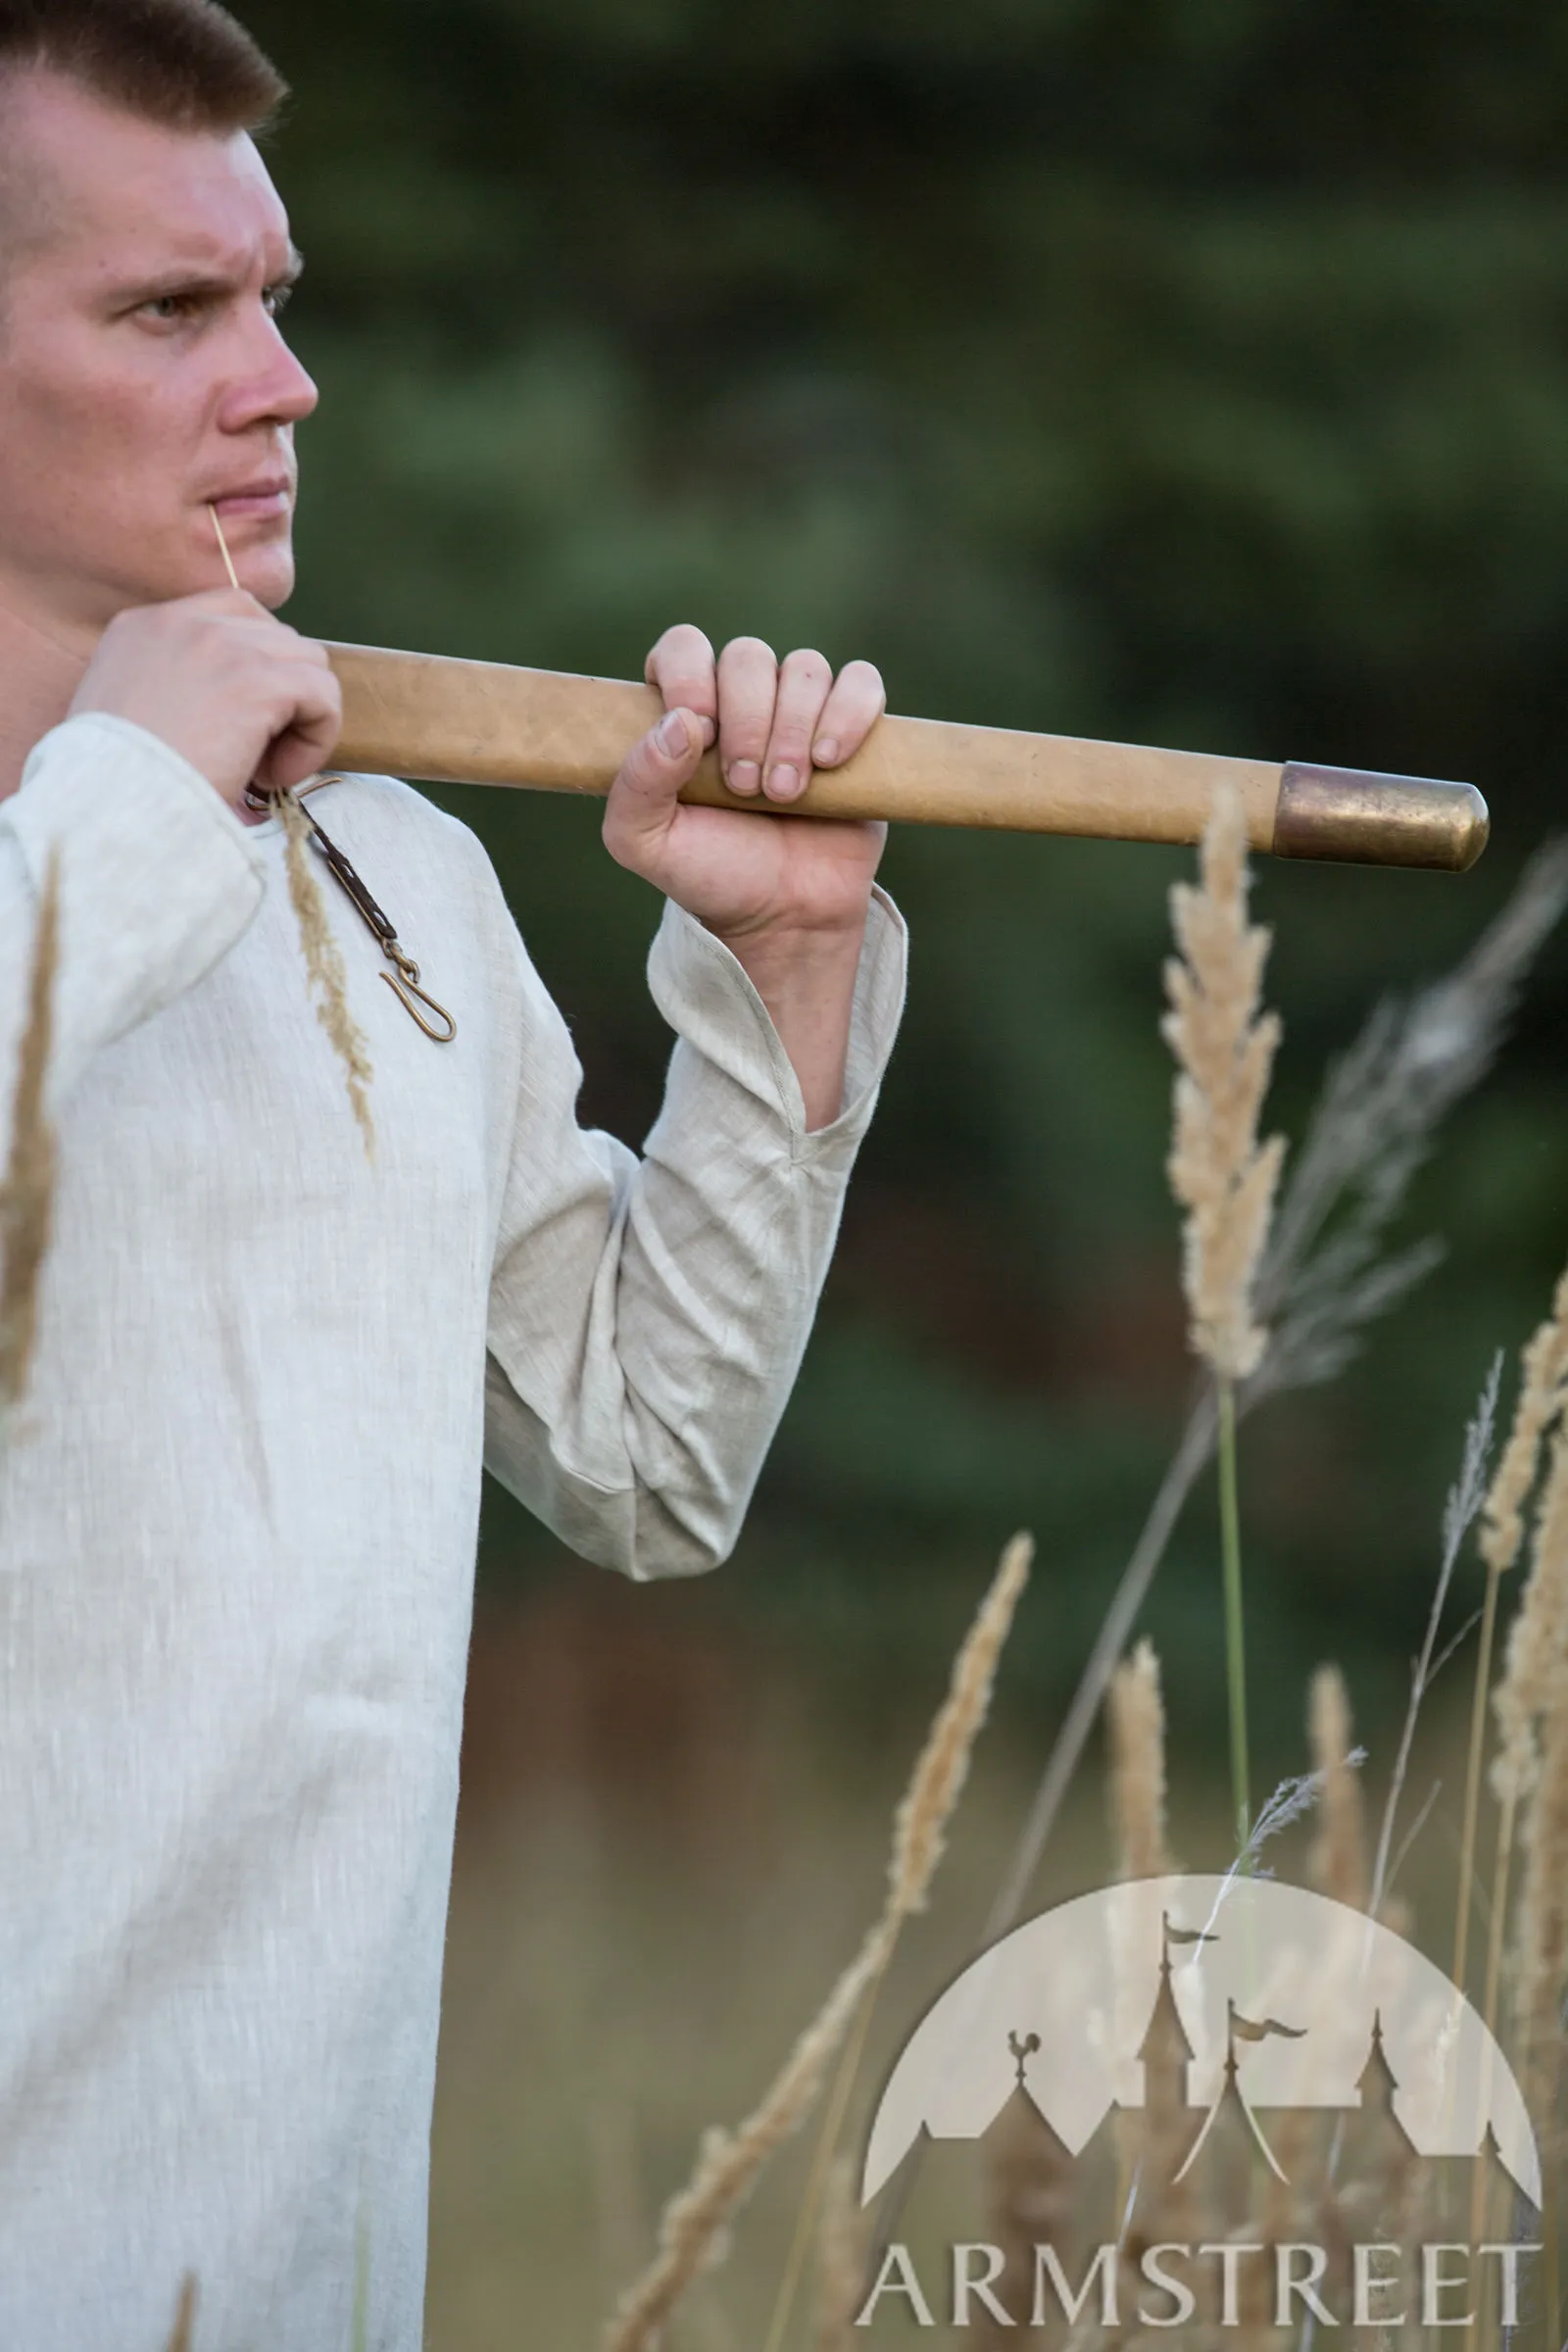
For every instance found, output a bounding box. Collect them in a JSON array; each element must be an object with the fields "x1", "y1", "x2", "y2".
[
  {"x1": 704, "y1": 902, "x2": 869, "y2": 972},
  {"x1": 702, "y1": 906, "x2": 869, "y2": 1135}
]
